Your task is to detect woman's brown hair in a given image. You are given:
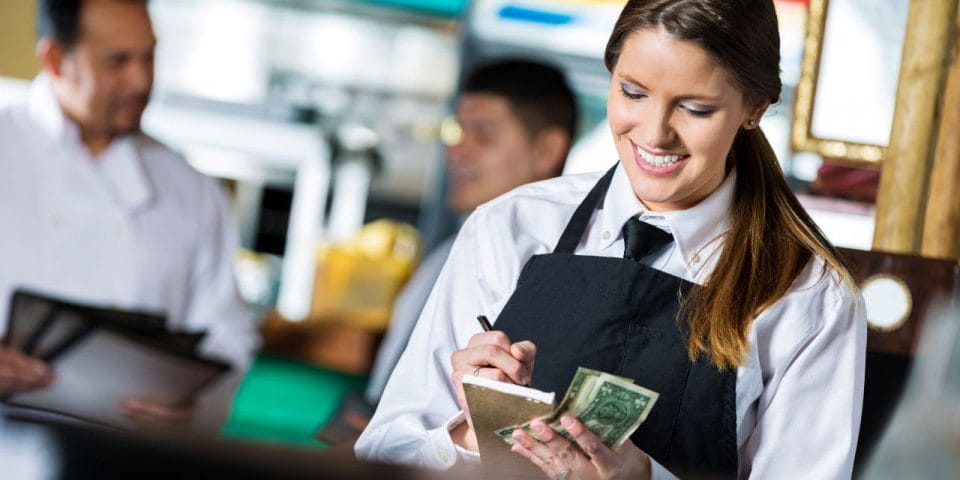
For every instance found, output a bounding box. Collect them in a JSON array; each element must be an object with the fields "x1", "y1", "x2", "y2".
[{"x1": 605, "y1": 0, "x2": 853, "y2": 369}]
